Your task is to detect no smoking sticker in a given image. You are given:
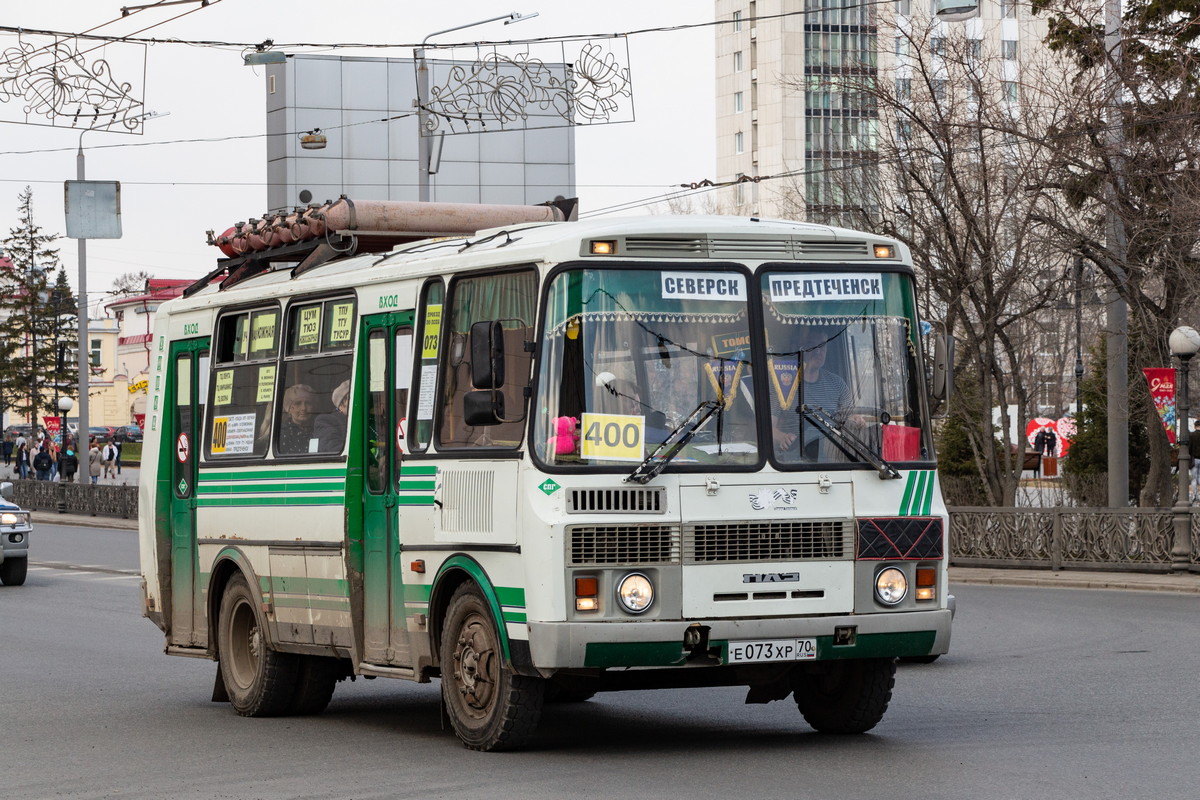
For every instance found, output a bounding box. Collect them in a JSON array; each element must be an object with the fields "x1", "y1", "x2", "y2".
[{"x1": 176, "y1": 432, "x2": 190, "y2": 463}]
